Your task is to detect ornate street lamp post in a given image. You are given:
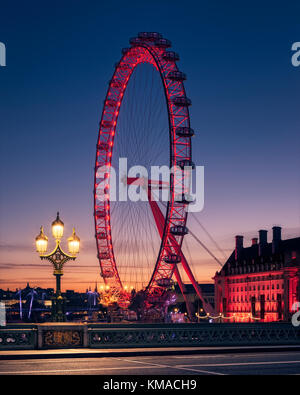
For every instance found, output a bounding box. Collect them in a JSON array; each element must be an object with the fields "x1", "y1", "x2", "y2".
[{"x1": 35, "y1": 212, "x2": 80, "y2": 322}]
